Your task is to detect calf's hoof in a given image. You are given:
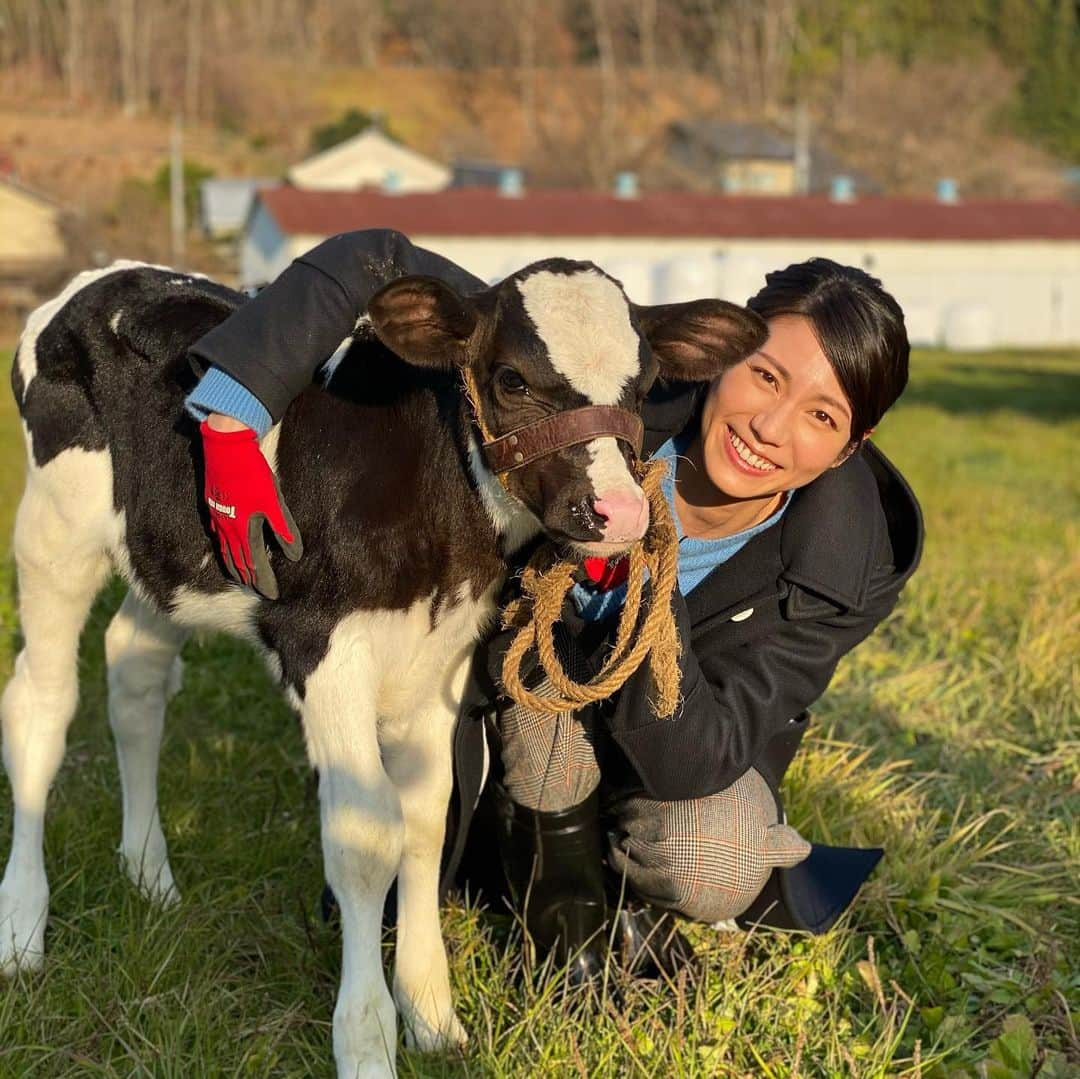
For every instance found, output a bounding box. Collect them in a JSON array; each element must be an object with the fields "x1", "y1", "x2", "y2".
[
  {"x1": 333, "y1": 992, "x2": 400, "y2": 1079},
  {"x1": 0, "y1": 879, "x2": 48, "y2": 977},
  {"x1": 121, "y1": 853, "x2": 181, "y2": 908},
  {"x1": 399, "y1": 1002, "x2": 468, "y2": 1054}
]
